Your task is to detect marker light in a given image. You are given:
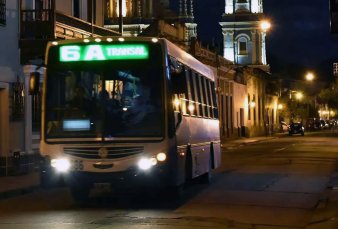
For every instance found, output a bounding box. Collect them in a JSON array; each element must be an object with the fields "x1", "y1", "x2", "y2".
[
  {"x1": 156, "y1": 153, "x2": 167, "y2": 162},
  {"x1": 52, "y1": 41, "x2": 58, "y2": 46},
  {"x1": 152, "y1": 38, "x2": 159, "y2": 43},
  {"x1": 95, "y1": 38, "x2": 101, "y2": 42},
  {"x1": 118, "y1": 37, "x2": 125, "y2": 42},
  {"x1": 51, "y1": 158, "x2": 71, "y2": 172},
  {"x1": 83, "y1": 39, "x2": 90, "y2": 43},
  {"x1": 106, "y1": 38, "x2": 113, "y2": 42}
]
